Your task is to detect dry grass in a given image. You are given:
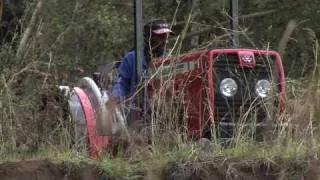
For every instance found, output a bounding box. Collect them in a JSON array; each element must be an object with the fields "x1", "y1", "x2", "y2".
[{"x1": 0, "y1": 3, "x2": 320, "y2": 180}]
